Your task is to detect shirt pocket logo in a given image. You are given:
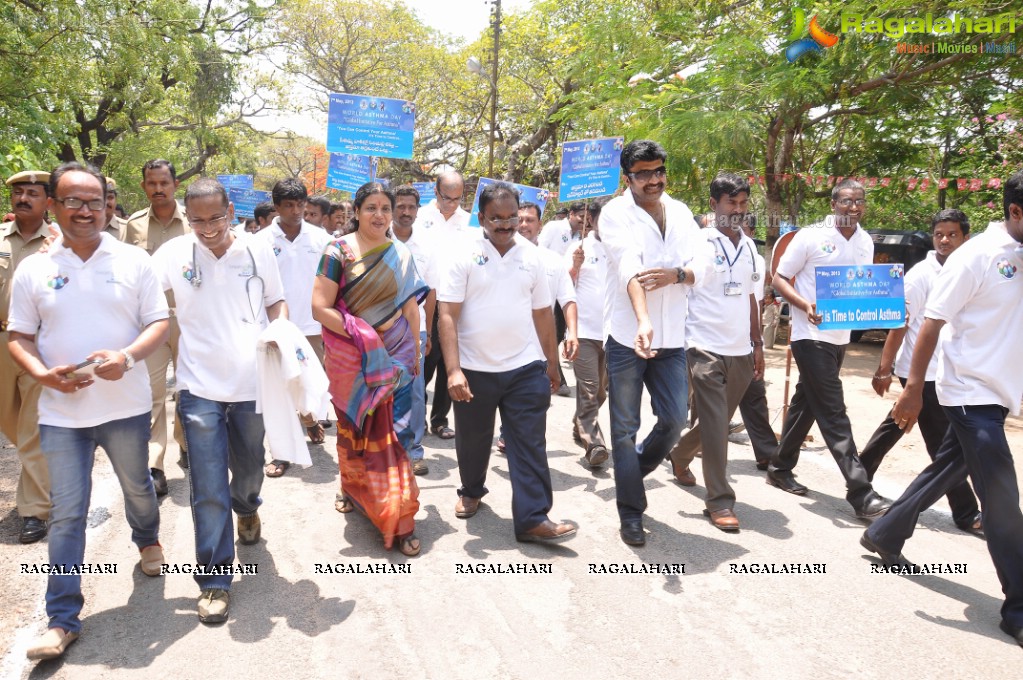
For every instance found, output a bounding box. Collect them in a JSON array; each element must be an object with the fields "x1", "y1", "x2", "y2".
[
  {"x1": 47, "y1": 274, "x2": 70, "y2": 290},
  {"x1": 996, "y1": 259, "x2": 1017, "y2": 280}
]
